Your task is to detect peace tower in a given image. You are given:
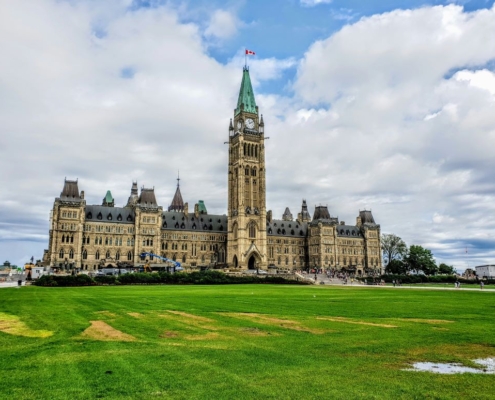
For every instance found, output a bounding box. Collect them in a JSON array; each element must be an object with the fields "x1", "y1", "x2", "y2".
[{"x1": 227, "y1": 67, "x2": 267, "y2": 269}]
